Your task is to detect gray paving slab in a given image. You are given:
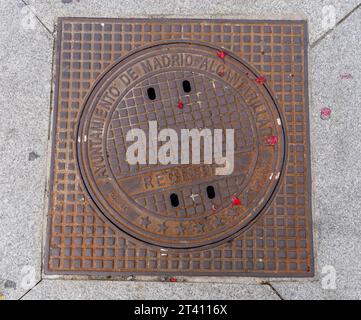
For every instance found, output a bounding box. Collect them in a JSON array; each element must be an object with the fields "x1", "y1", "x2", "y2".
[
  {"x1": 0, "y1": 0, "x2": 53, "y2": 300},
  {"x1": 270, "y1": 5, "x2": 361, "y2": 300},
  {"x1": 23, "y1": 0, "x2": 361, "y2": 44},
  {"x1": 21, "y1": 279, "x2": 280, "y2": 300},
  {"x1": 272, "y1": 276, "x2": 361, "y2": 300}
]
